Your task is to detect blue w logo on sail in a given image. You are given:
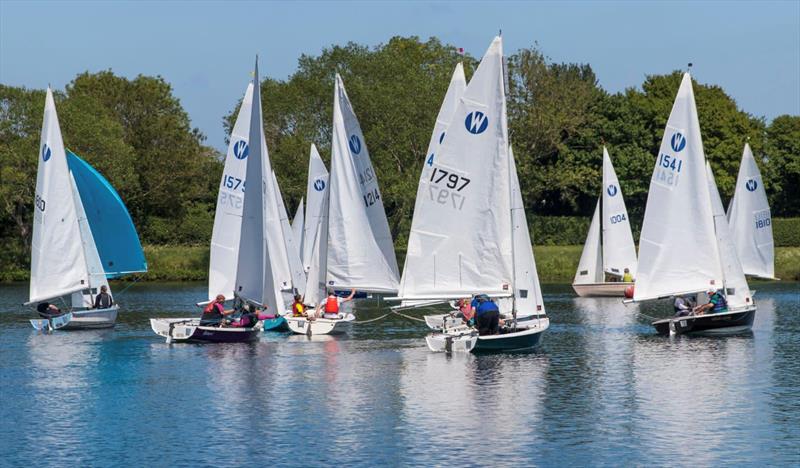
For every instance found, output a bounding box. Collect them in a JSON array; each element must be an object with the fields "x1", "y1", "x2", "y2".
[
  {"x1": 314, "y1": 179, "x2": 326, "y2": 191},
  {"x1": 607, "y1": 184, "x2": 618, "y2": 197},
  {"x1": 465, "y1": 111, "x2": 489, "y2": 135},
  {"x1": 41, "y1": 144, "x2": 51, "y2": 162},
  {"x1": 232, "y1": 140, "x2": 249, "y2": 160},
  {"x1": 670, "y1": 132, "x2": 686, "y2": 152},
  {"x1": 746, "y1": 179, "x2": 758, "y2": 192},
  {"x1": 349, "y1": 135, "x2": 362, "y2": 154}
]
